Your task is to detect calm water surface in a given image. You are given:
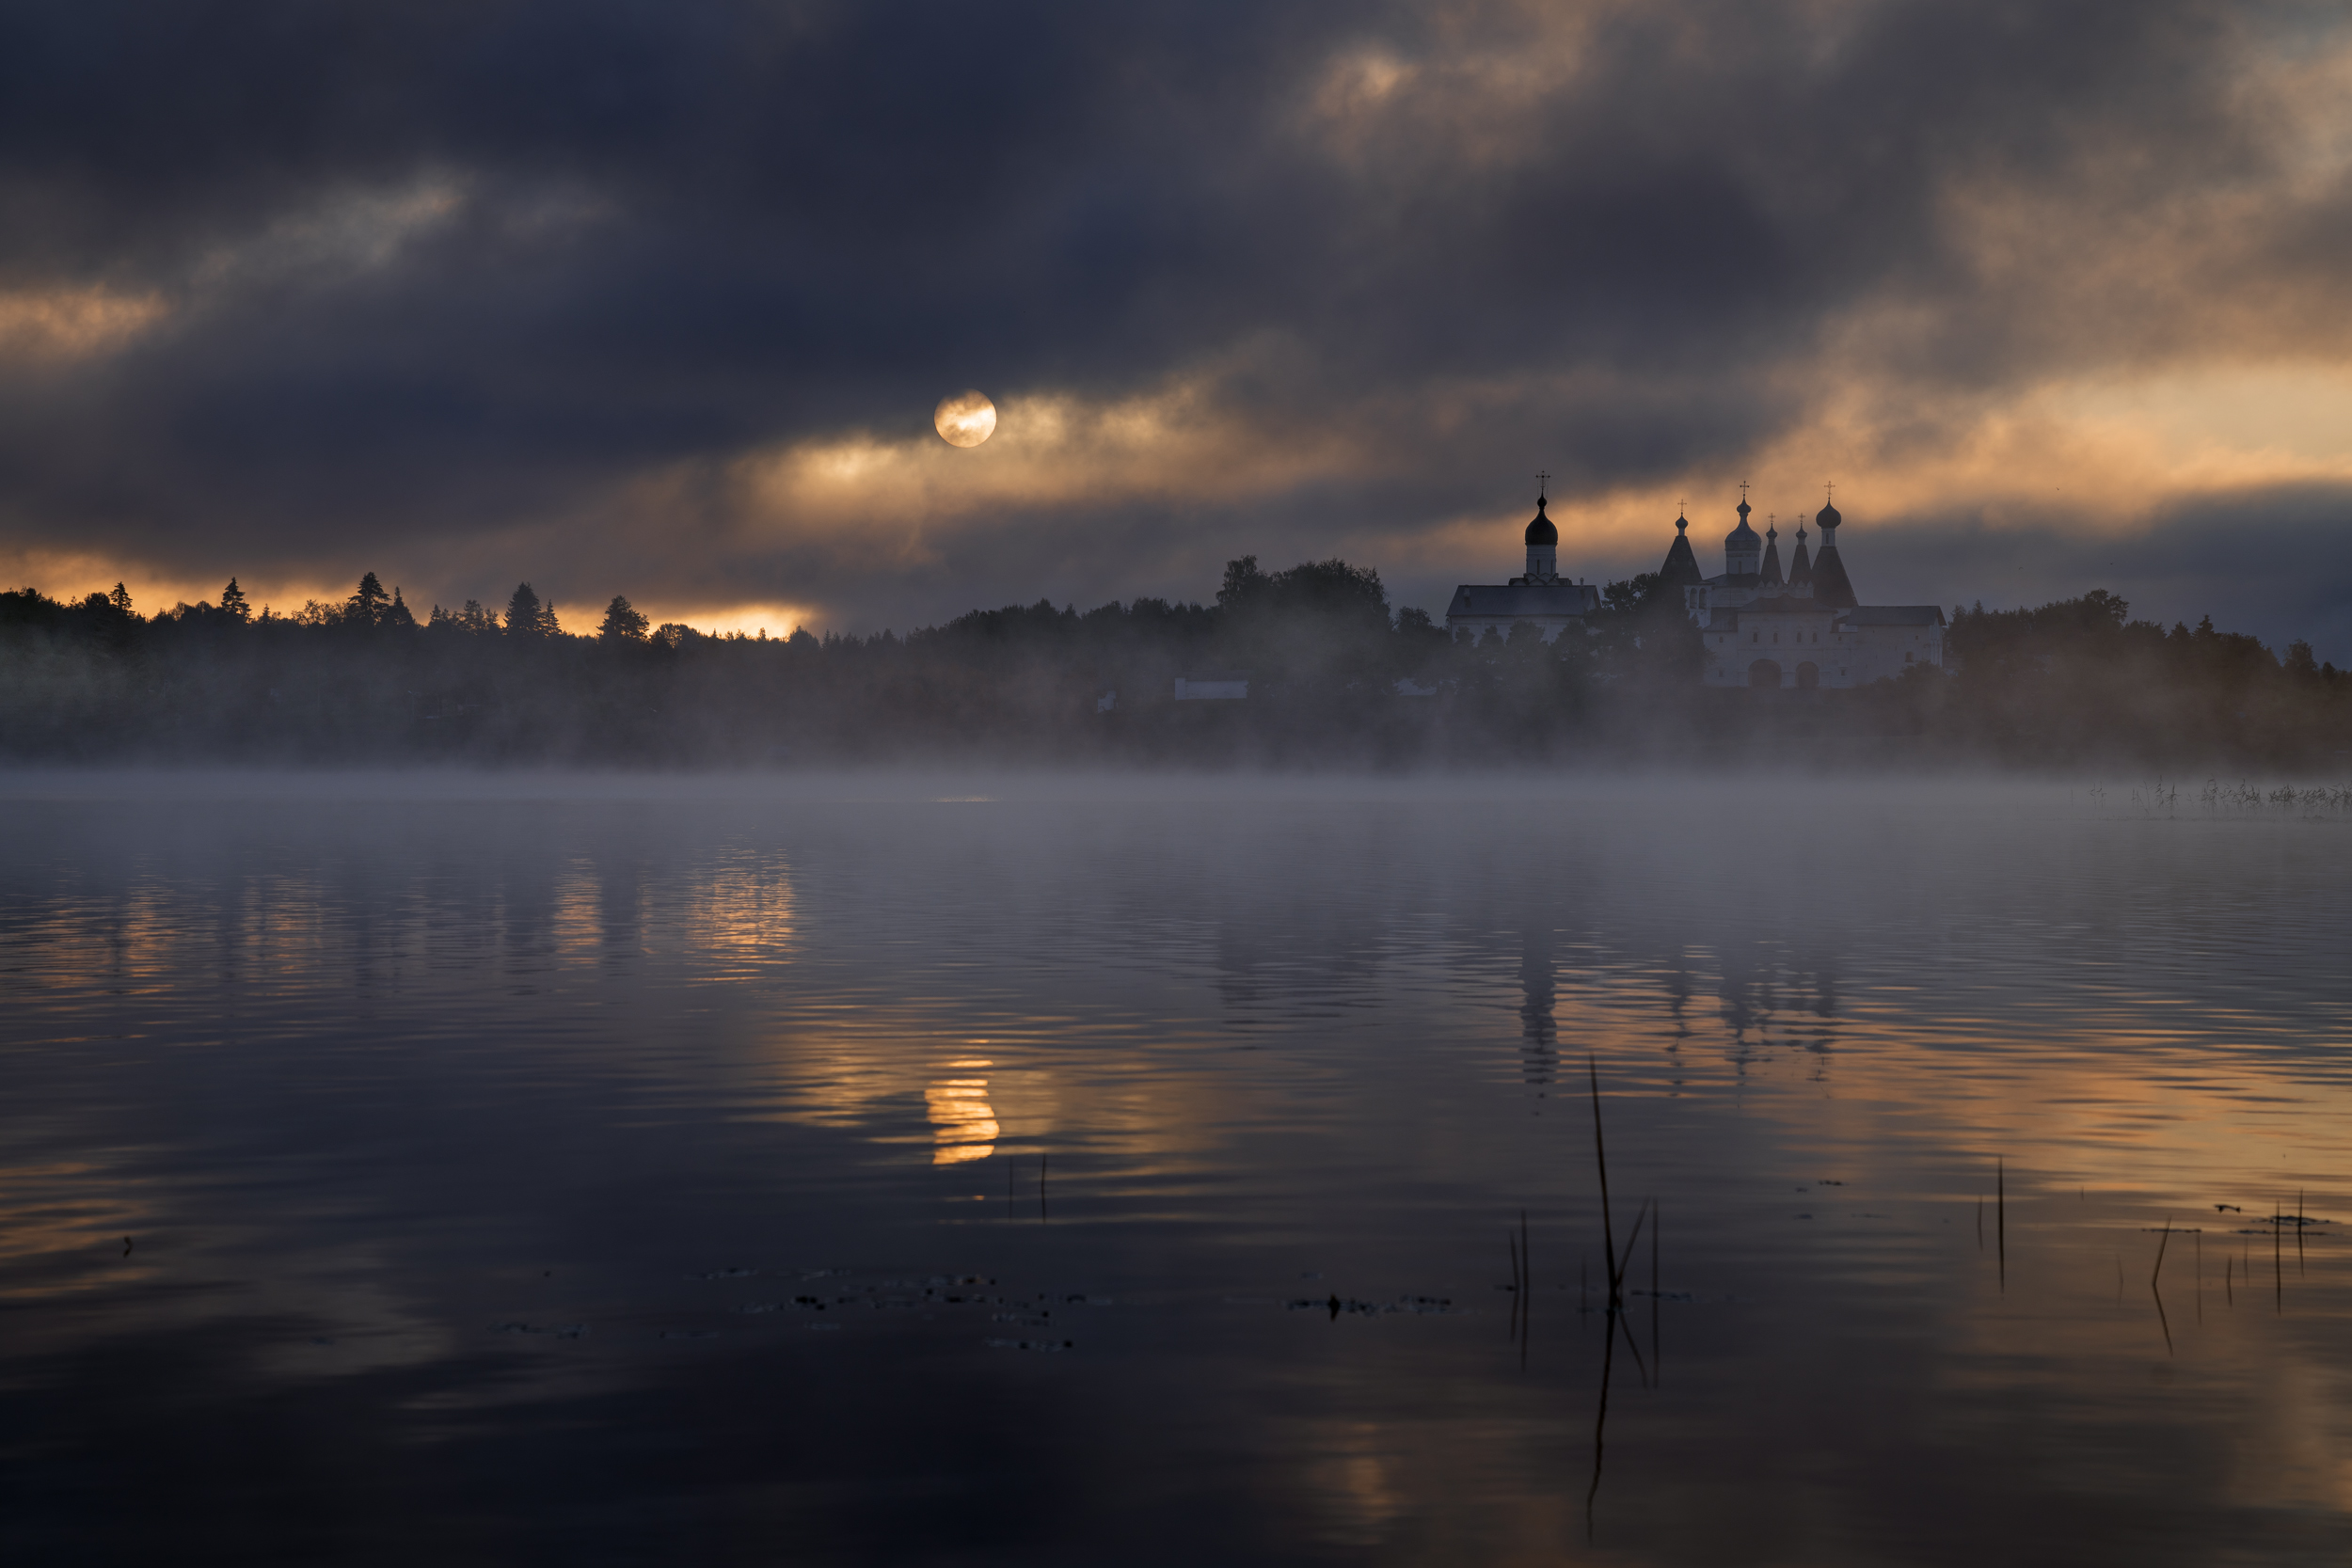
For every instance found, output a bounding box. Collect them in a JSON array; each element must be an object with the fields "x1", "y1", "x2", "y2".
[{"x1": 4, "y1": 771, "x2": 2350, "y2": 1565}]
